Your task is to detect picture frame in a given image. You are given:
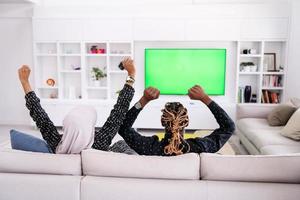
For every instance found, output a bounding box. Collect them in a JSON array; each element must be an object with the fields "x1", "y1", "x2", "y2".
[{"x1": 264, "y1": 53, "x2": 277, "y2": 72}]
